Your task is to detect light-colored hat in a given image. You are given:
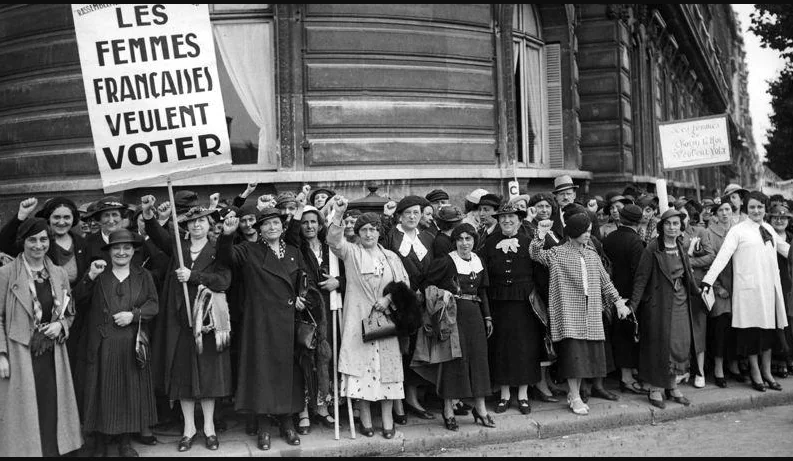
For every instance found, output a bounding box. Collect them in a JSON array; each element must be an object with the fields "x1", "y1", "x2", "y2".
[
  {"x1": 552, "y1": 175, "x2": 579, "y2": 194},
  {"x1": 723, "y1": 183, "x2": 748, "y2": 198},
  {"x1": 464, "y1": 188, "x2": 489, "y2": 204}
]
